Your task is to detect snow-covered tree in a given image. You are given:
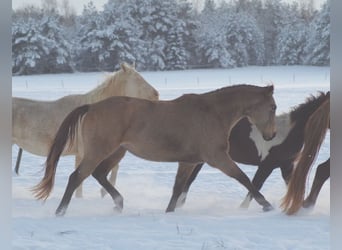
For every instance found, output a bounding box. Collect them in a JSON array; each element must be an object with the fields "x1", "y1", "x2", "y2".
[
  {"x1": 37, "y1": 11, "x2": 73, "y2": 73},
  {"x1": 12, "y1": 8, "x2": 43, "y2": 75},
  {"x1": 275, "y1": 22, "x2": 308, "y2": 65},
  {"x1": 165, "y1": 0, "x2": 197, "y2": 70},
  {"x1": 195, "y1": 7, "x2": 264, "y2": 68},
  {"x1": 12, "y1": 6, "x2": 72, "y2": 74},
  {"x1": 260, "y1": 0, "x2": 285, "y2": 65},
  {"x1": 304, "y1": 1, "x2": 330, "y2": 65},
  {"x1": 274, "y1": 3, "x2": 310, "y2": 65}
]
